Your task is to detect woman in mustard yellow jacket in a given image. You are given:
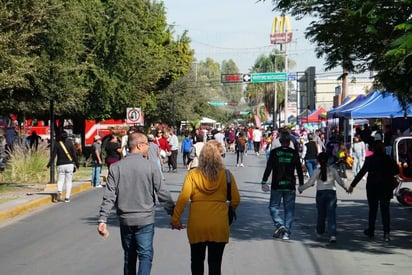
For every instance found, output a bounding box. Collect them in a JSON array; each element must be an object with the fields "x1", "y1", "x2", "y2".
[{"x1": 171, "y1": 140, "x2": 240, "y2": 275}]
